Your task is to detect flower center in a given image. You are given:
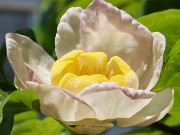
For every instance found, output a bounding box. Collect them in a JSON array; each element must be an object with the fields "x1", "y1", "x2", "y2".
[{"x1": 51, "y1": 50, "x2": 139, "y2": 94}]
